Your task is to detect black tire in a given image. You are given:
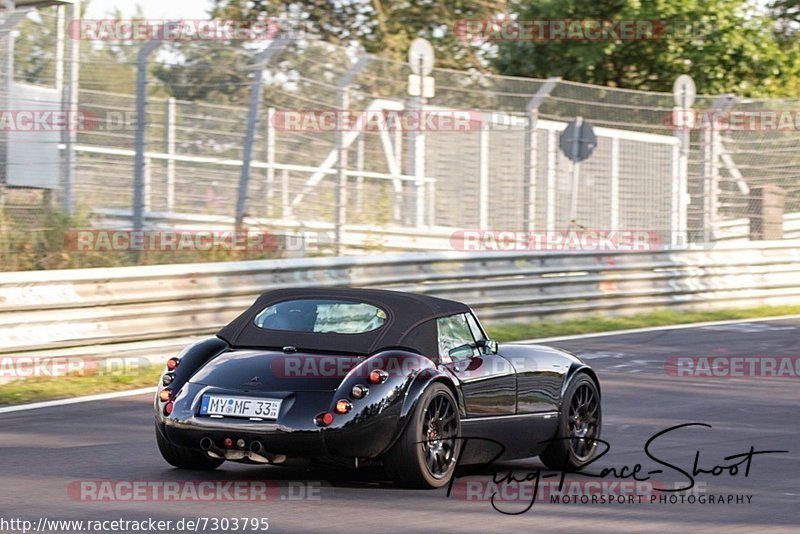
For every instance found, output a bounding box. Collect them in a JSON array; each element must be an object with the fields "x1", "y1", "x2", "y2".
[
  {"x1": 383, "y1": 383, "x2": 461, "y2": 488},
  {"x1": 155, "y1": 424, "x2": 224, "y2": 470},
  {"x1": 539, "y1": 374, "x2": 601, "y2": 471}
]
